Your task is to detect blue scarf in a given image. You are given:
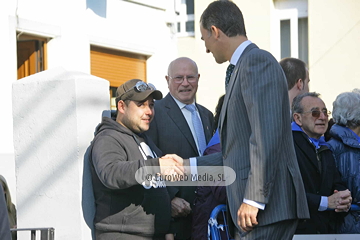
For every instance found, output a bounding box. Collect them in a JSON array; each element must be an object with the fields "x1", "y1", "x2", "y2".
[
  {"x1": 206, "y1": 129, "x2": 220, "y2": 148},
  {"x1": 291, "y1": 122, "x2": 327, "y2": 149}
]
